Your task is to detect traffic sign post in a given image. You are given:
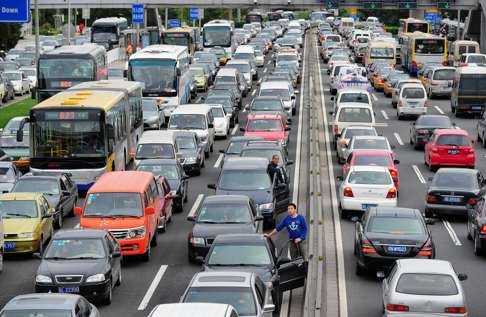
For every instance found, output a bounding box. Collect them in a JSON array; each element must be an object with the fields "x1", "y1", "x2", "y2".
[
  {"x1": 0, "y1": 0, "x2": 30, "y2": 23},
  {"x1": 132, "y1": 3, "x2": 144, "y2": 24},
  {"x1": 324, "y1": 0, "x2": 339, "y2": 10},
  {"x1": 363, "y1": 1, "x2": 384, "y2": 9}
]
